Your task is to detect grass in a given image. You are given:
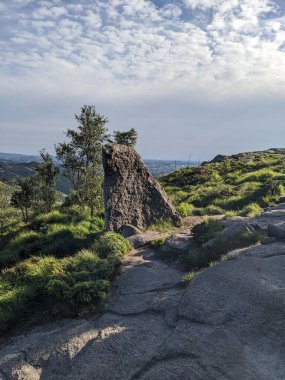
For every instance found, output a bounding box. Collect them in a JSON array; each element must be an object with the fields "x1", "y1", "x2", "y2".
[
  {"x1": 182, "y1": 229, "x2": 262, "y2": 271},
  {"x1": 0, "y1": 231, "x2": 132, "y2": 333},
  {"x1": 0, "y1": 201, "x2": 133, "y2": 333},
  {"x1": 181, "y1": 269, "x2": 204, "y2": 284},
  {"x1": 147, "y1": 218, "x2": 178, "y2": 232},
  {"x1": 192, "y1": 219, "x2": 224, "y2": 244},
  {"x1": 160, "y1": 152, "x2": 285, "y2": 217}
]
